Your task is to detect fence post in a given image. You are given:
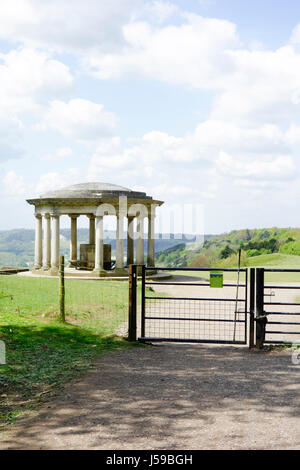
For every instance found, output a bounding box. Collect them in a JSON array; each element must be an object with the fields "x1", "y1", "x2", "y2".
[
  {"x1": 256, "y1": 267, "x2": 267, "y2": 349},
  {"x1": 141, "y1": 264, "x2": 146, "y2": 340},
  {"x1": 128, "y1": 264, "x2": 137, "y2": 341},
  {"x1": 59, "y1": 255, "x2": 65, "y2": 323},
  {"x1": 249, "y1": 268, "x2": 255, "y2": 348}
]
